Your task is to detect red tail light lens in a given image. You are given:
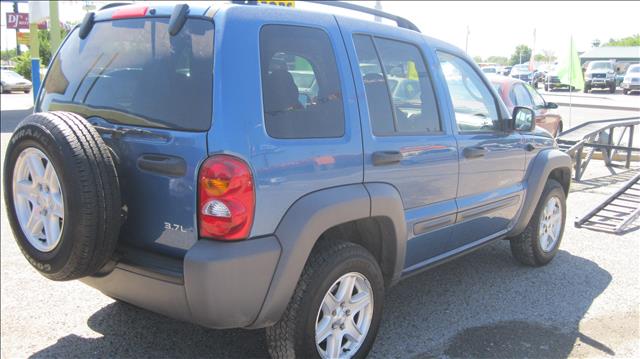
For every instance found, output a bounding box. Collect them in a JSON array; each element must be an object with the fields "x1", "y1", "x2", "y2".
[
  {"x1": 112, "y1": 6, "x2": 148, "y2": 19},
  {"x1": 198, "y1": 155, "x2": 255, "y2": 240}
]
